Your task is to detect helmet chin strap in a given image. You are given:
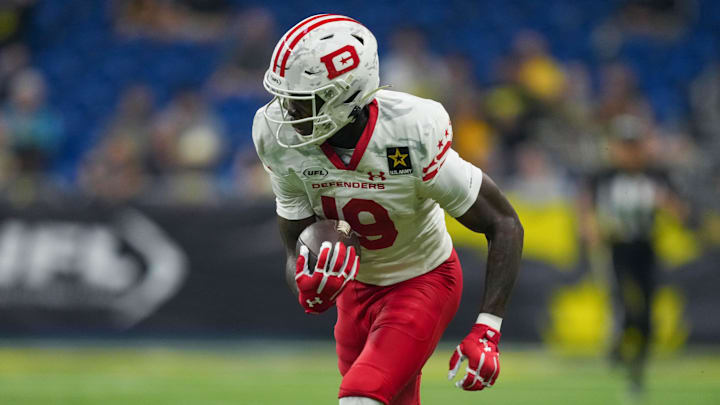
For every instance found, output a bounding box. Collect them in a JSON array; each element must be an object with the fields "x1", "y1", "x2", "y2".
[
  {"x1": 345, "y1": 85, "x2": 391, "y2": 123},
  {"x1": 334, "y1": 84, "x2": 391, "y2": 130},
  {"x1": 358, "y1": 85, "x2": 390, "y2": 106}
]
